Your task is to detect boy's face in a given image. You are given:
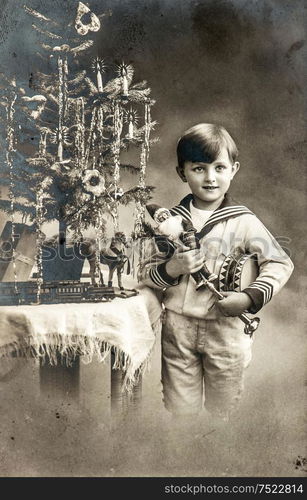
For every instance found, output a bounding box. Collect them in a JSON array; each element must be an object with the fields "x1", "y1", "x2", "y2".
[{"x1": 177, "y1": 147, "x2": 240, "y2": 210}]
